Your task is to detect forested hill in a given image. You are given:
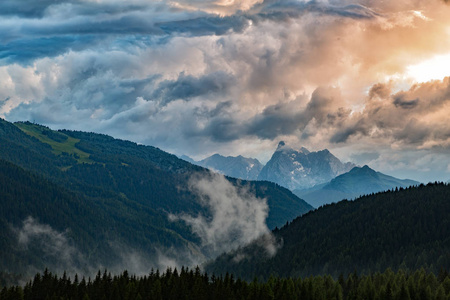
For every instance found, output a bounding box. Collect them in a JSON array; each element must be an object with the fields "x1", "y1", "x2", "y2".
[
  {"x1": 0, "y1": 118, "x2": 312, "y2": 276},
  {"x1": 0, "y1": 158, "x2": 194, "y2": 274},
  {"x1": 206, "y1": 183, "x2": 450, "y2": 279},
  {"x1": 0, "y1": 119, "x2": 311, "y2": 228}
]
